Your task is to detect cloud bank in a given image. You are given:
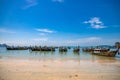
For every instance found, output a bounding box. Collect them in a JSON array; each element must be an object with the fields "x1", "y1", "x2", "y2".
[{"x1": 33, "y1": 38, "x2": 48, "y2": 41}]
